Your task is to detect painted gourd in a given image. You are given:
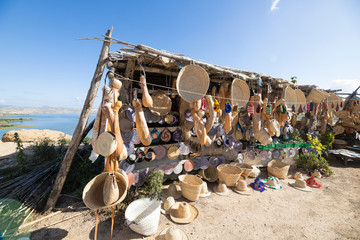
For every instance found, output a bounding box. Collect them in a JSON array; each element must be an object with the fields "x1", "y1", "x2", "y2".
[
  {"x1": 133, "y1": 99, "x2": 152, "y2": 146},
  {"x1": 140, "y1": 75, "x2": 153, "y2": 108}
]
